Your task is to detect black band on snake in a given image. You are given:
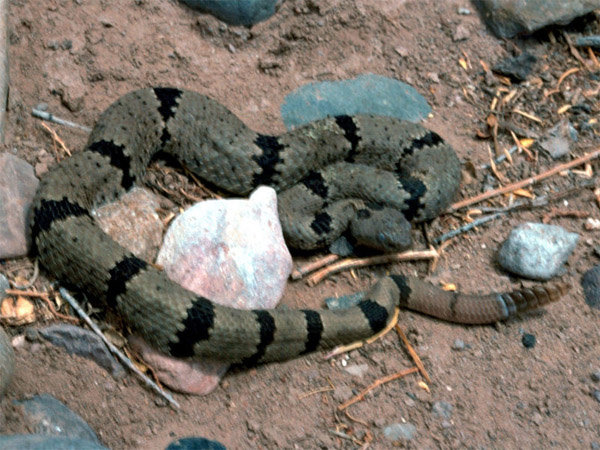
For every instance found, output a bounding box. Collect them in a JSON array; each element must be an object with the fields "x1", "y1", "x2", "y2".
[{"x1": 29, "y1": 87, "x2": 569, "y2": 364}]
